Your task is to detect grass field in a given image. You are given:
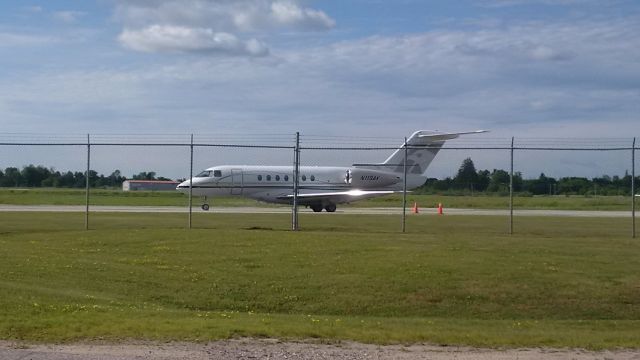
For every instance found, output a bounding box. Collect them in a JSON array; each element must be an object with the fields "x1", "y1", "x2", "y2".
[
  {"x1": 0, "y1": 188, "x2": 635, "y2": 210},
  {"x1": 0, "y1": 188, "x2": 260, "y2": 207},
  {"x1": 0, "y1": 211, "x2": 638, "y2": 348}
]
